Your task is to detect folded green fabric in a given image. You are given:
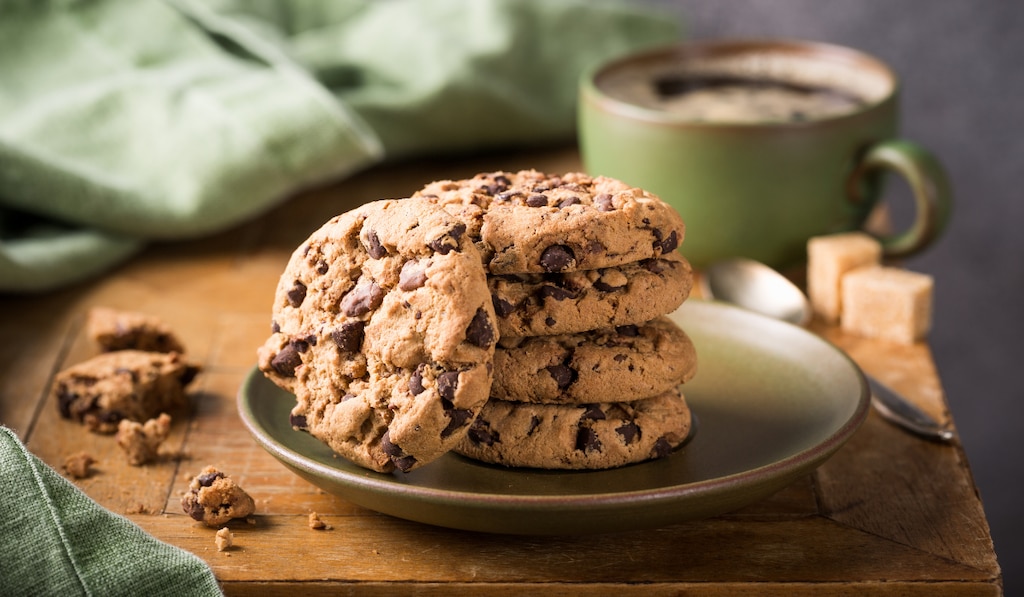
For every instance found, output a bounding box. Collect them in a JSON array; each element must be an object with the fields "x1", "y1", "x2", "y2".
[
  {"x1": 0, "y1": 0, "x2": 679, "y2": 292},
  {"x1": 0, "y1": 426, "x2": 223, "y2": 596}
]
